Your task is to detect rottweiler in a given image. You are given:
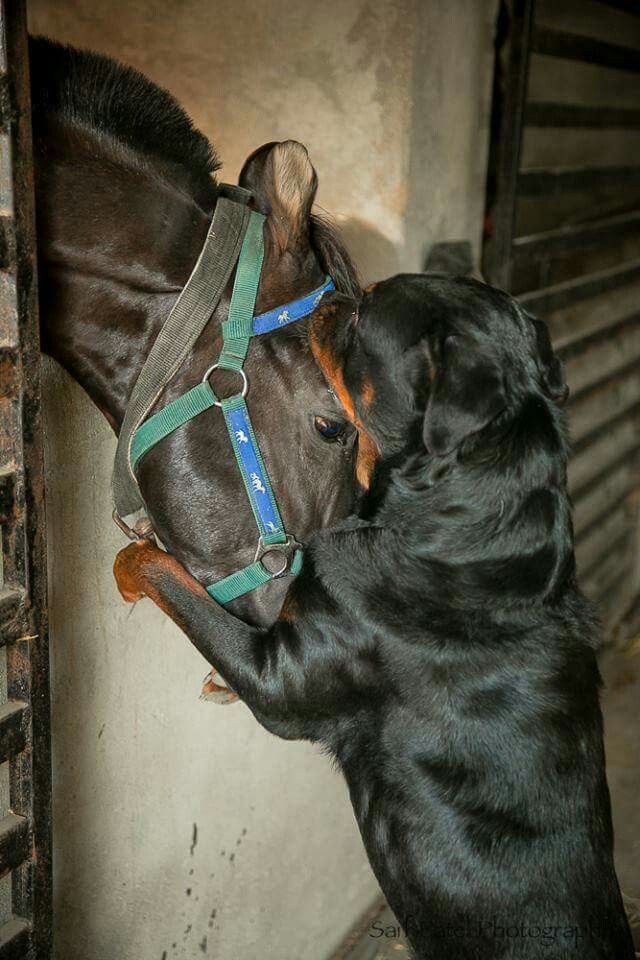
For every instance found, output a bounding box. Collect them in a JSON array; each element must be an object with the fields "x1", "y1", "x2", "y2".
[{"x1": 115, "y1": 275, "x2": 634, "y2": 959}]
